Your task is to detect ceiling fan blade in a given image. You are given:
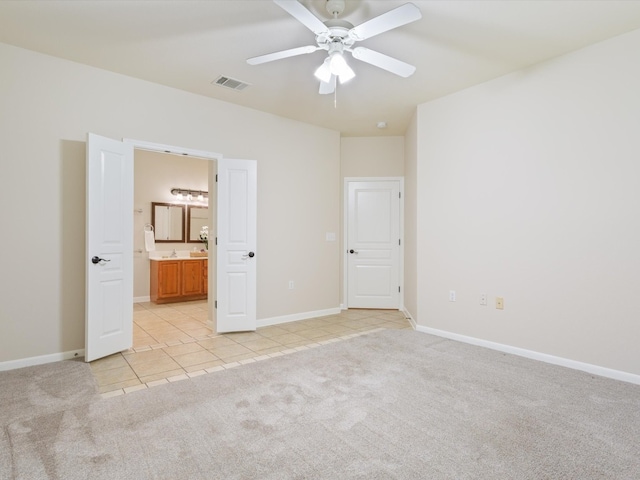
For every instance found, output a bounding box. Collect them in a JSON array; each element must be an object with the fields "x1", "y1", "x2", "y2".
[
  {"x1": 351, "y1": 47, "x2": 416, "y2": 77},
  {"x1": 319, "y1": 75, "x2": 336, "y2": 95},
  {"x1": 247, "y1": 45, "x2": 320, "y2": 65},
  {"x1": 274, "y1": 0, "x2": 330, "y2": 36},
  {"x1": 349, "y1": 3, "x2": 422, "y2": 41}
]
